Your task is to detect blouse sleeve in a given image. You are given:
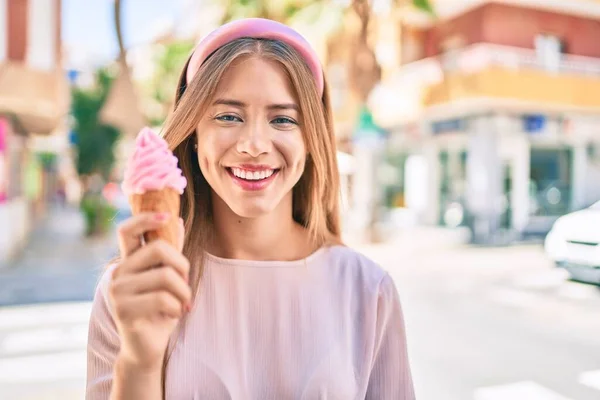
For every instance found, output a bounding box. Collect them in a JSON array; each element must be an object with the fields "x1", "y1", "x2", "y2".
[
  {"x1": 86, "y1": 265, "x2": 120, "y2": 400},
  {"x1": 366, "y1": 273, "x2": 415, "y2": 400}
]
